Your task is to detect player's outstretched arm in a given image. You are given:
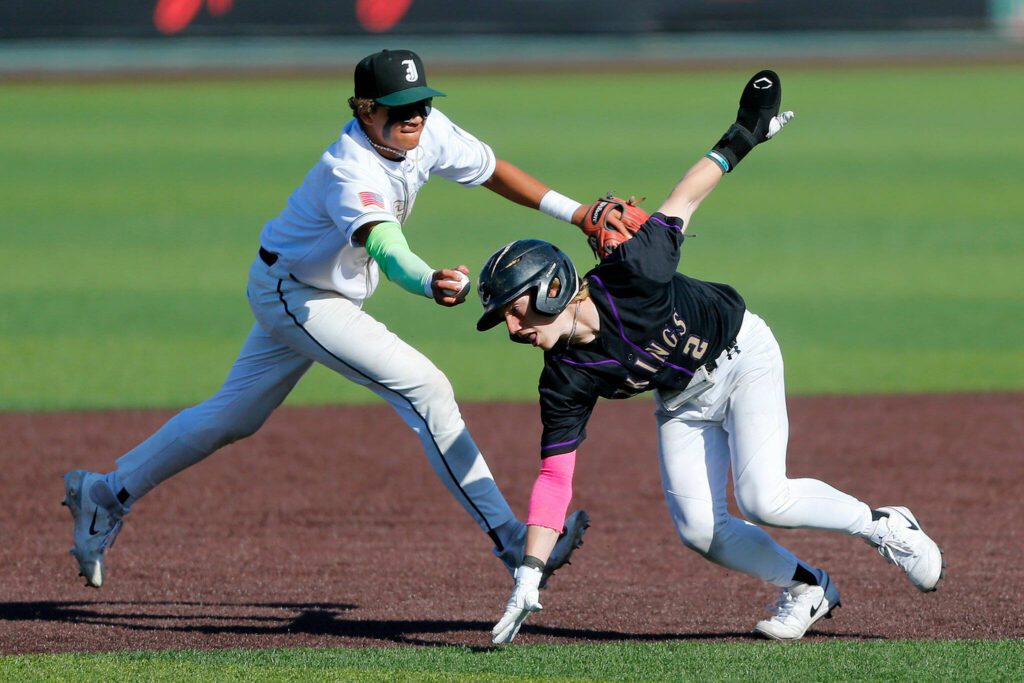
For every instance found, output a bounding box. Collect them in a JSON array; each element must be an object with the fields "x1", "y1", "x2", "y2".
[
  {"x1": 491, "y1": 525, "x2": 560, "y2": 645},
  {"x1": 656, "y1": 156, "x2": 727, "y2": 226},
  {"x1": 492, "y1": 449, "x2": 575, "y2": 644},
  {"x1": 482, "y1": 159, "x2": 590, "y2": 227},
  {"x1": 660, "y1": 69, "x2": 794, "y2": 225}
]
